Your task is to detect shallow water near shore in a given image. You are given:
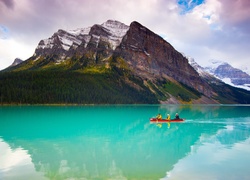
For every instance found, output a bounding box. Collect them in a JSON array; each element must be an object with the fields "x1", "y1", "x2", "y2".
[{"x1": 0, "y1": 105, "x2": 250, "y2": 180}]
